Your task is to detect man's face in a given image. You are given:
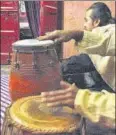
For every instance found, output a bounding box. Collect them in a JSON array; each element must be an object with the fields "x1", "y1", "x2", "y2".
[{"x1": 84, "y1": 9, "x2": 97, "y2": 31}]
